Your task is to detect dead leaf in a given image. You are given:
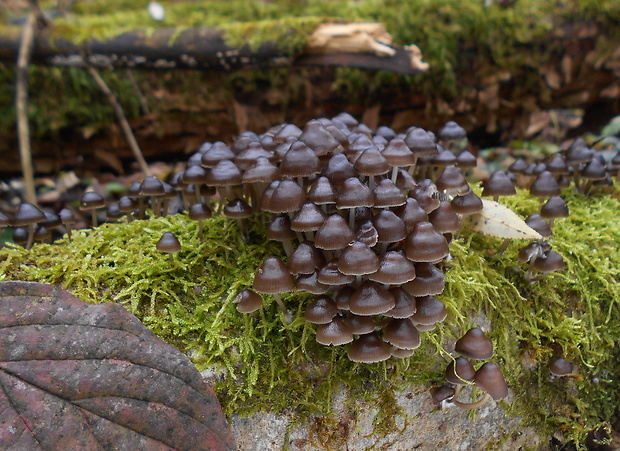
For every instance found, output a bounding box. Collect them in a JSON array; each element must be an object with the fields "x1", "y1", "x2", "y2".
[
  {"x1": 94, "y1": 149, "x2": 125, "y2": 174},
  {"x1": 0, "y1": 281, "x2": 235, "y2": 451},
  {"x1": 466, "y1": 198, "x2": 543, "y2": 240}
]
